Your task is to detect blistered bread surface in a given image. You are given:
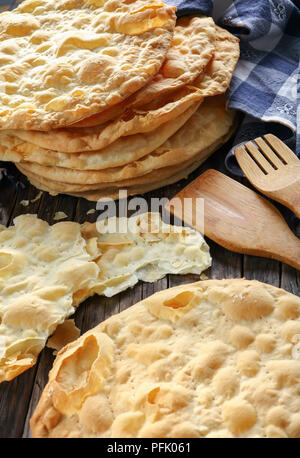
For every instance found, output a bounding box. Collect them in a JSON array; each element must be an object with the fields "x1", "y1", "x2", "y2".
[
  {"x1": 82, "y1": 212, "x2": 211, "y2": 297},
  {"x1": 0, "y1": 212, "x2": 211, "y2": 381},
  {"x1": 0, "y1": 103, "x2": 198, "y2": 175},
  {"x1": 0, "y1": 214, "x2": 100, "y2": 382},
  {"x1": 0, "y1": 87, "x2": 202, "y2": 156},
  {"x1": 0, "y1": 0, "x2": 176, "y2": 130},
  {"x1": 68, "y1": 14, "x2": 216, "y2": 128},
  {"x1": 31, "y1": 279, "x2": 300, "y2": 438}
]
